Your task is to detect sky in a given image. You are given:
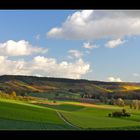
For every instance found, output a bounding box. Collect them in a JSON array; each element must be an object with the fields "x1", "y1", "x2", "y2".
[{"x1": 0, "y1": 10, "x2": 140, "y2": 82}]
